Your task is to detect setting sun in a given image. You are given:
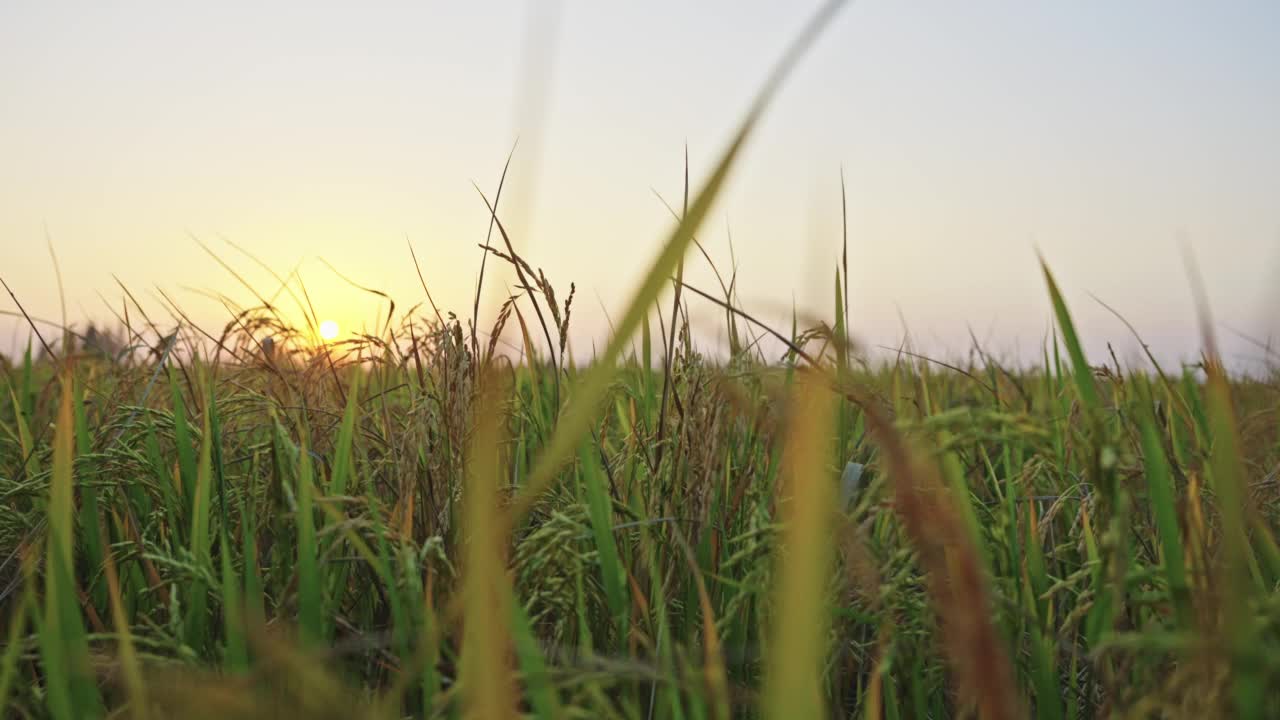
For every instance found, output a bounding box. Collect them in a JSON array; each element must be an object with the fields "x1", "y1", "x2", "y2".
[{"x1": 319, "y1": 319, "x2": 340, "y2": 341}]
